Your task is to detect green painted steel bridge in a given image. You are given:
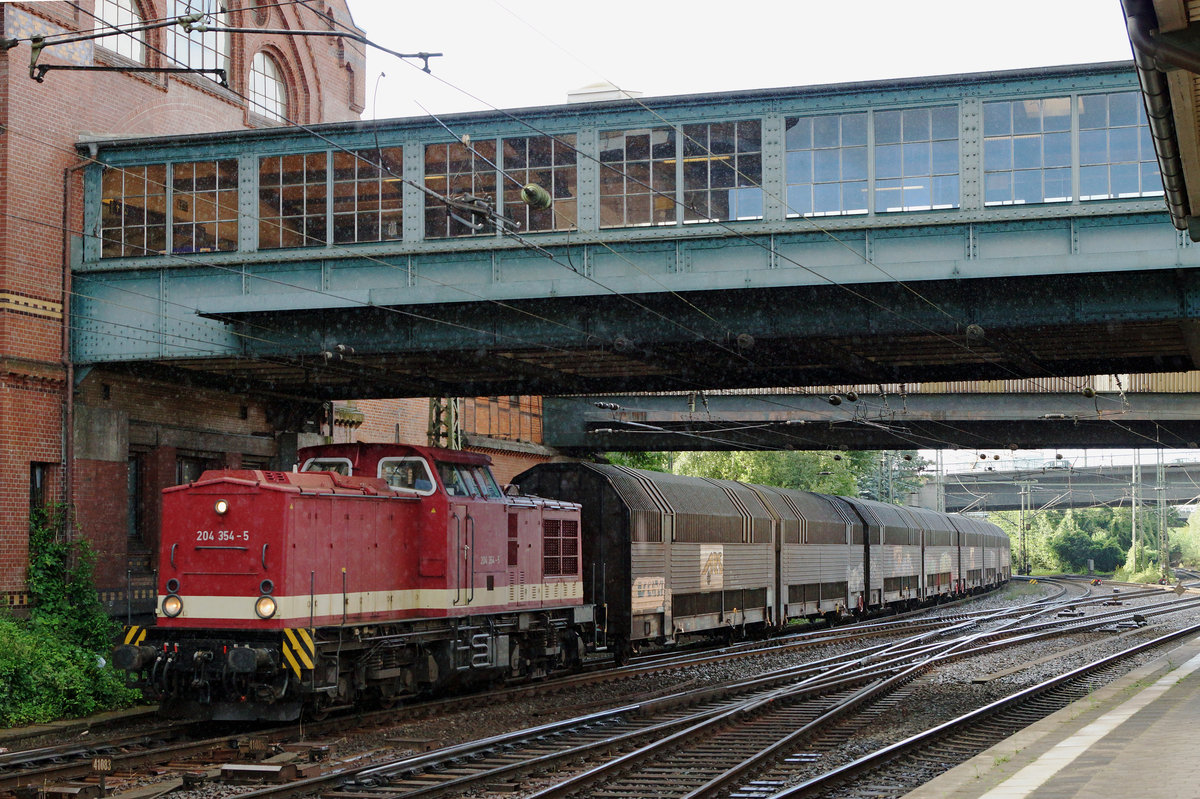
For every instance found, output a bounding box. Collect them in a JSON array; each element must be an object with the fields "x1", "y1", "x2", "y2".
[{"x1": 73, "y1": 61, "x2": 1200, "y2": 404}]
